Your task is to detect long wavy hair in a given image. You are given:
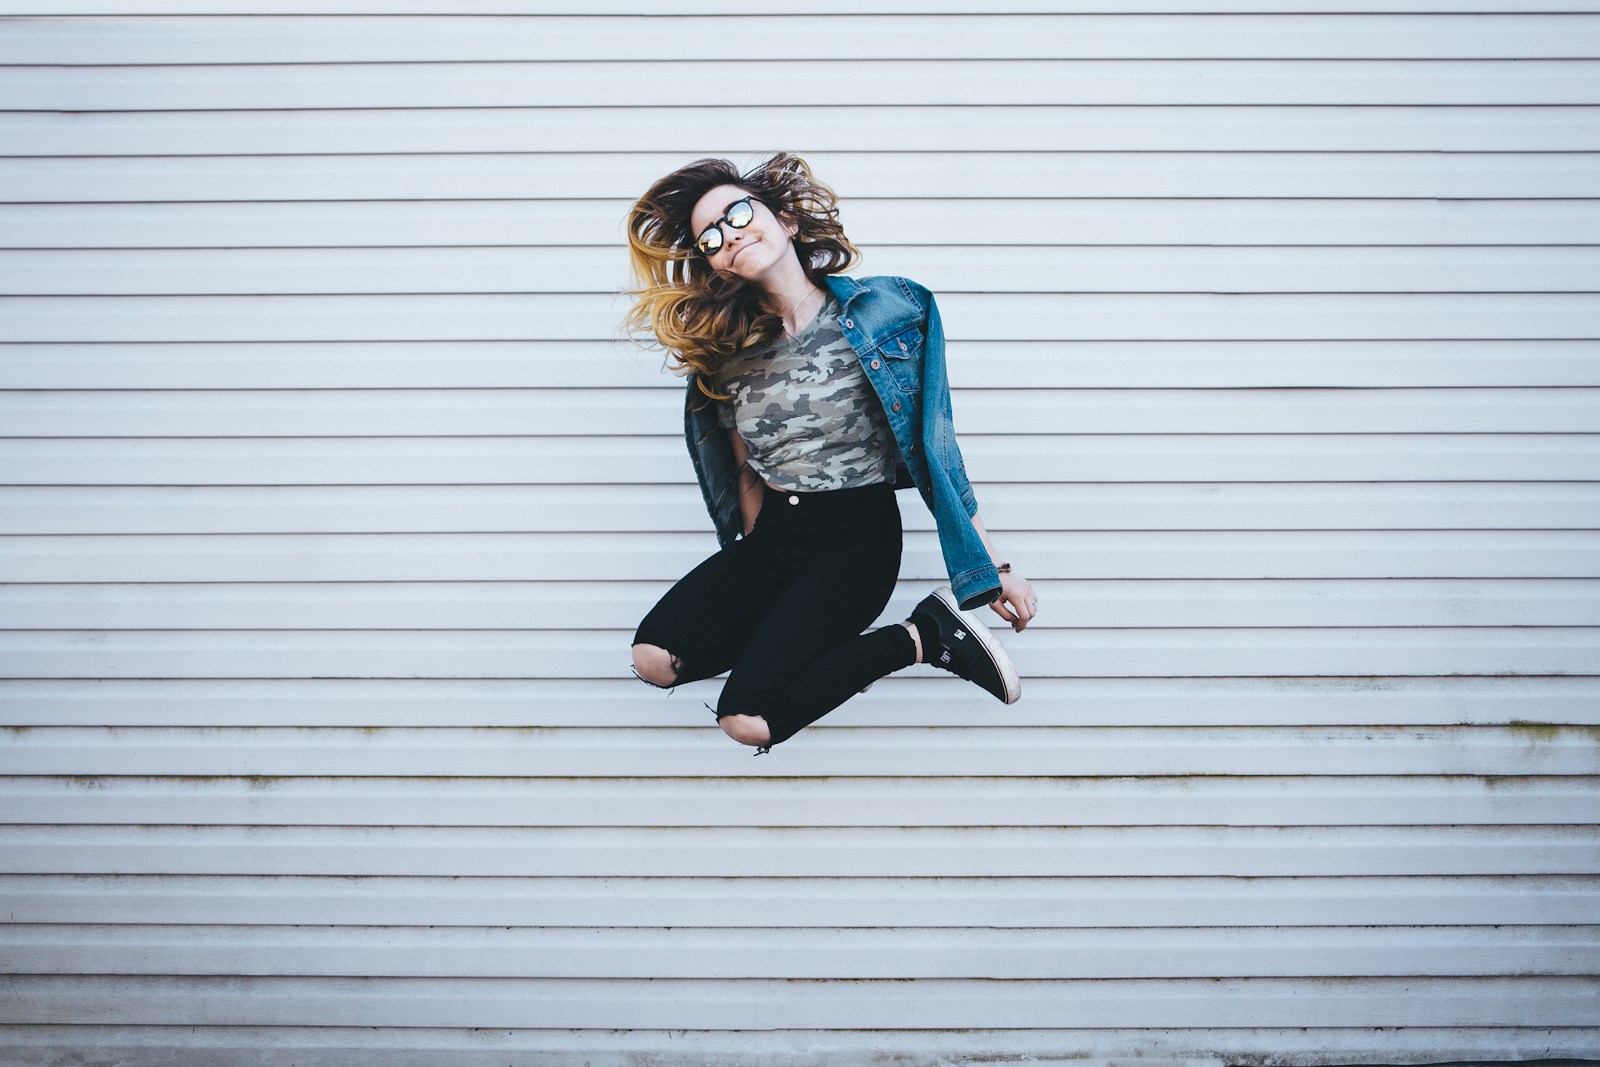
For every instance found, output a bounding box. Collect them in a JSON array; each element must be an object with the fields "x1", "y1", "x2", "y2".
[{"x1": 623, "y1": 152, "x2": 860, "y2": 399}]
